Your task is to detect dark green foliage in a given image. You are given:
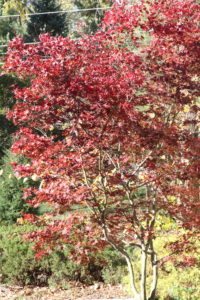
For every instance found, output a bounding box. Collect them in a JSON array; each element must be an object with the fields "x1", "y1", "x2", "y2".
[
  {"x1": 0, "y1": 73, "x2": 24, "y2": 109},
  {"x1": 0, "y1": 114, "x2": 16, "y2": 158},
  {"x1": 0, "y1": 18, "x2": 22, "y2": 45},
  {"x1": 0, "y1": 74, "x2": 26, "y2": 157},
  {"x1": 0, "y1": 223, "x2": 83, "y2": 286},
  {"x1": 0, "y1": 223, "x2": 127, "y2": 286},
  {"x1": 26, "y1": 0, "x2": 68, "y2": 42},
  {"x1": 0, "y1": 151, "x2": 35, "y2": 224},
  {"x1": 100, "y1": 246, "x2": 128, "y2": 285},
  {"x1": 0, "y1": 18, "x2": 15, "y2": 44},
  {"x1": 0, "y1": 224, "x2": 53, "y2": 285}
]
